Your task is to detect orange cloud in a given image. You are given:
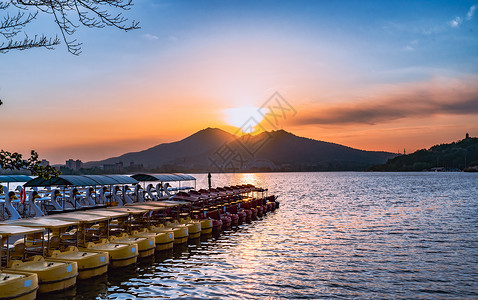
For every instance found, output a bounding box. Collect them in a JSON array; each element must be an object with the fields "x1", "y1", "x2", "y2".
[{"x1": 290, "y1": 76, "x2": 478, "y2": 126}]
